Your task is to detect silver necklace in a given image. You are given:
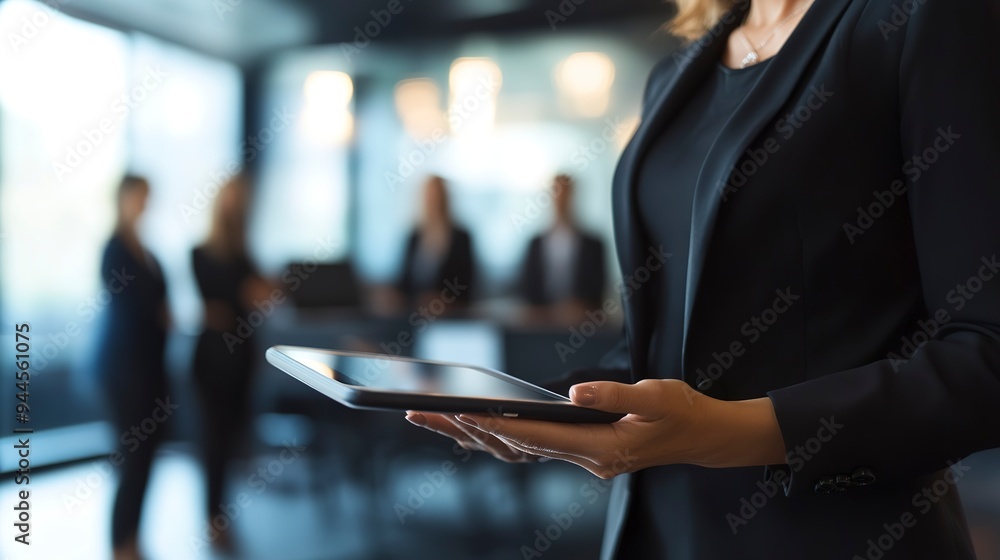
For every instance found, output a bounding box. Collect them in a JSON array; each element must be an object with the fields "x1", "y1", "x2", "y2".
[{"x1": 738, "y1": 2, "x2": 813, "y2": 68}]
